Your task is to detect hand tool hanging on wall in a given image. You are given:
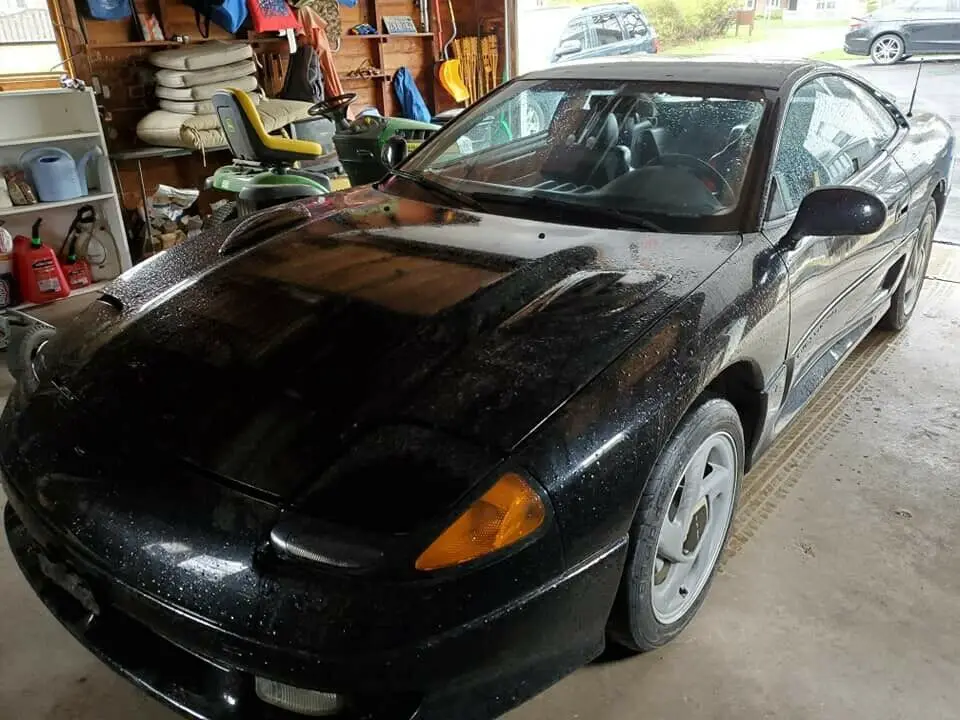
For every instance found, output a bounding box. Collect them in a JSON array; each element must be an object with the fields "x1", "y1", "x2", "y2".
[{"x1": 437, "y1": 0, "x2": 469, "y2": 103}]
